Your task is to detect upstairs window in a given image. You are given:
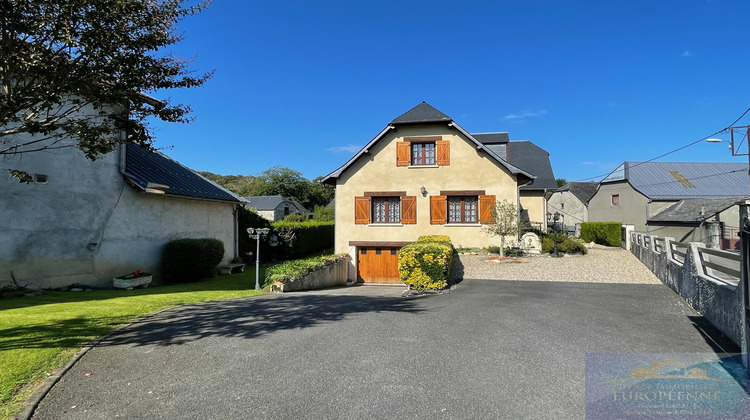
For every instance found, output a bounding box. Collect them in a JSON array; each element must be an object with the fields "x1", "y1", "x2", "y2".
[
  {"x1": 448, "y1": 196, "x2": 478, "y2": 223},
  {"x1": 411, "y1": 142, "x2": 436, "y2": 166},
  {"x1": 372, "y1": 197, "x2": 401, "y2": 223},
  {"x1": 611, "y1": 194, "x2": 619, "y2": 206}
]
